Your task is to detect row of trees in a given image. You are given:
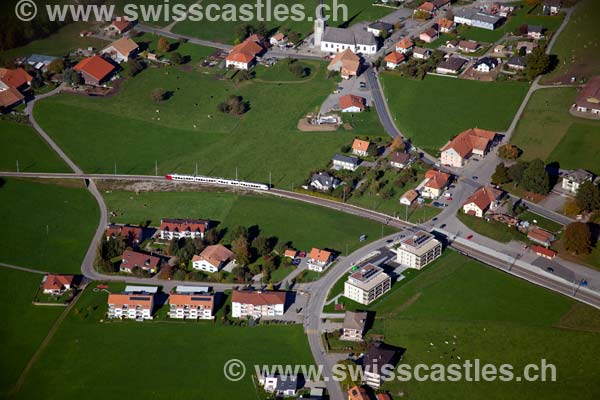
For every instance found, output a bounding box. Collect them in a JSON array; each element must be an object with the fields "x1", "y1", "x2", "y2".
[{"x1": 492, "y1": 159, "x2": 551, "y2": 195}]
